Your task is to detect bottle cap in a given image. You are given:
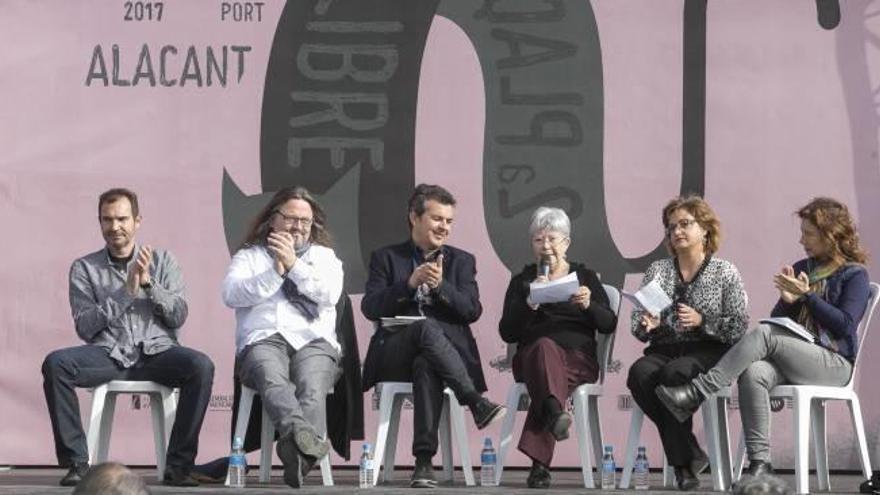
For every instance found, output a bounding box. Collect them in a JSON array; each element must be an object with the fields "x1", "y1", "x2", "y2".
[
  {"x1": 483, "y1": 437, "x2": 492, "y2": 447},
  {"x1": 363, "y1": 442, "x2": 371, "y2": 450},
  {"x1": 233, "y1": 436, "x2": 243, "y2": 448}
]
